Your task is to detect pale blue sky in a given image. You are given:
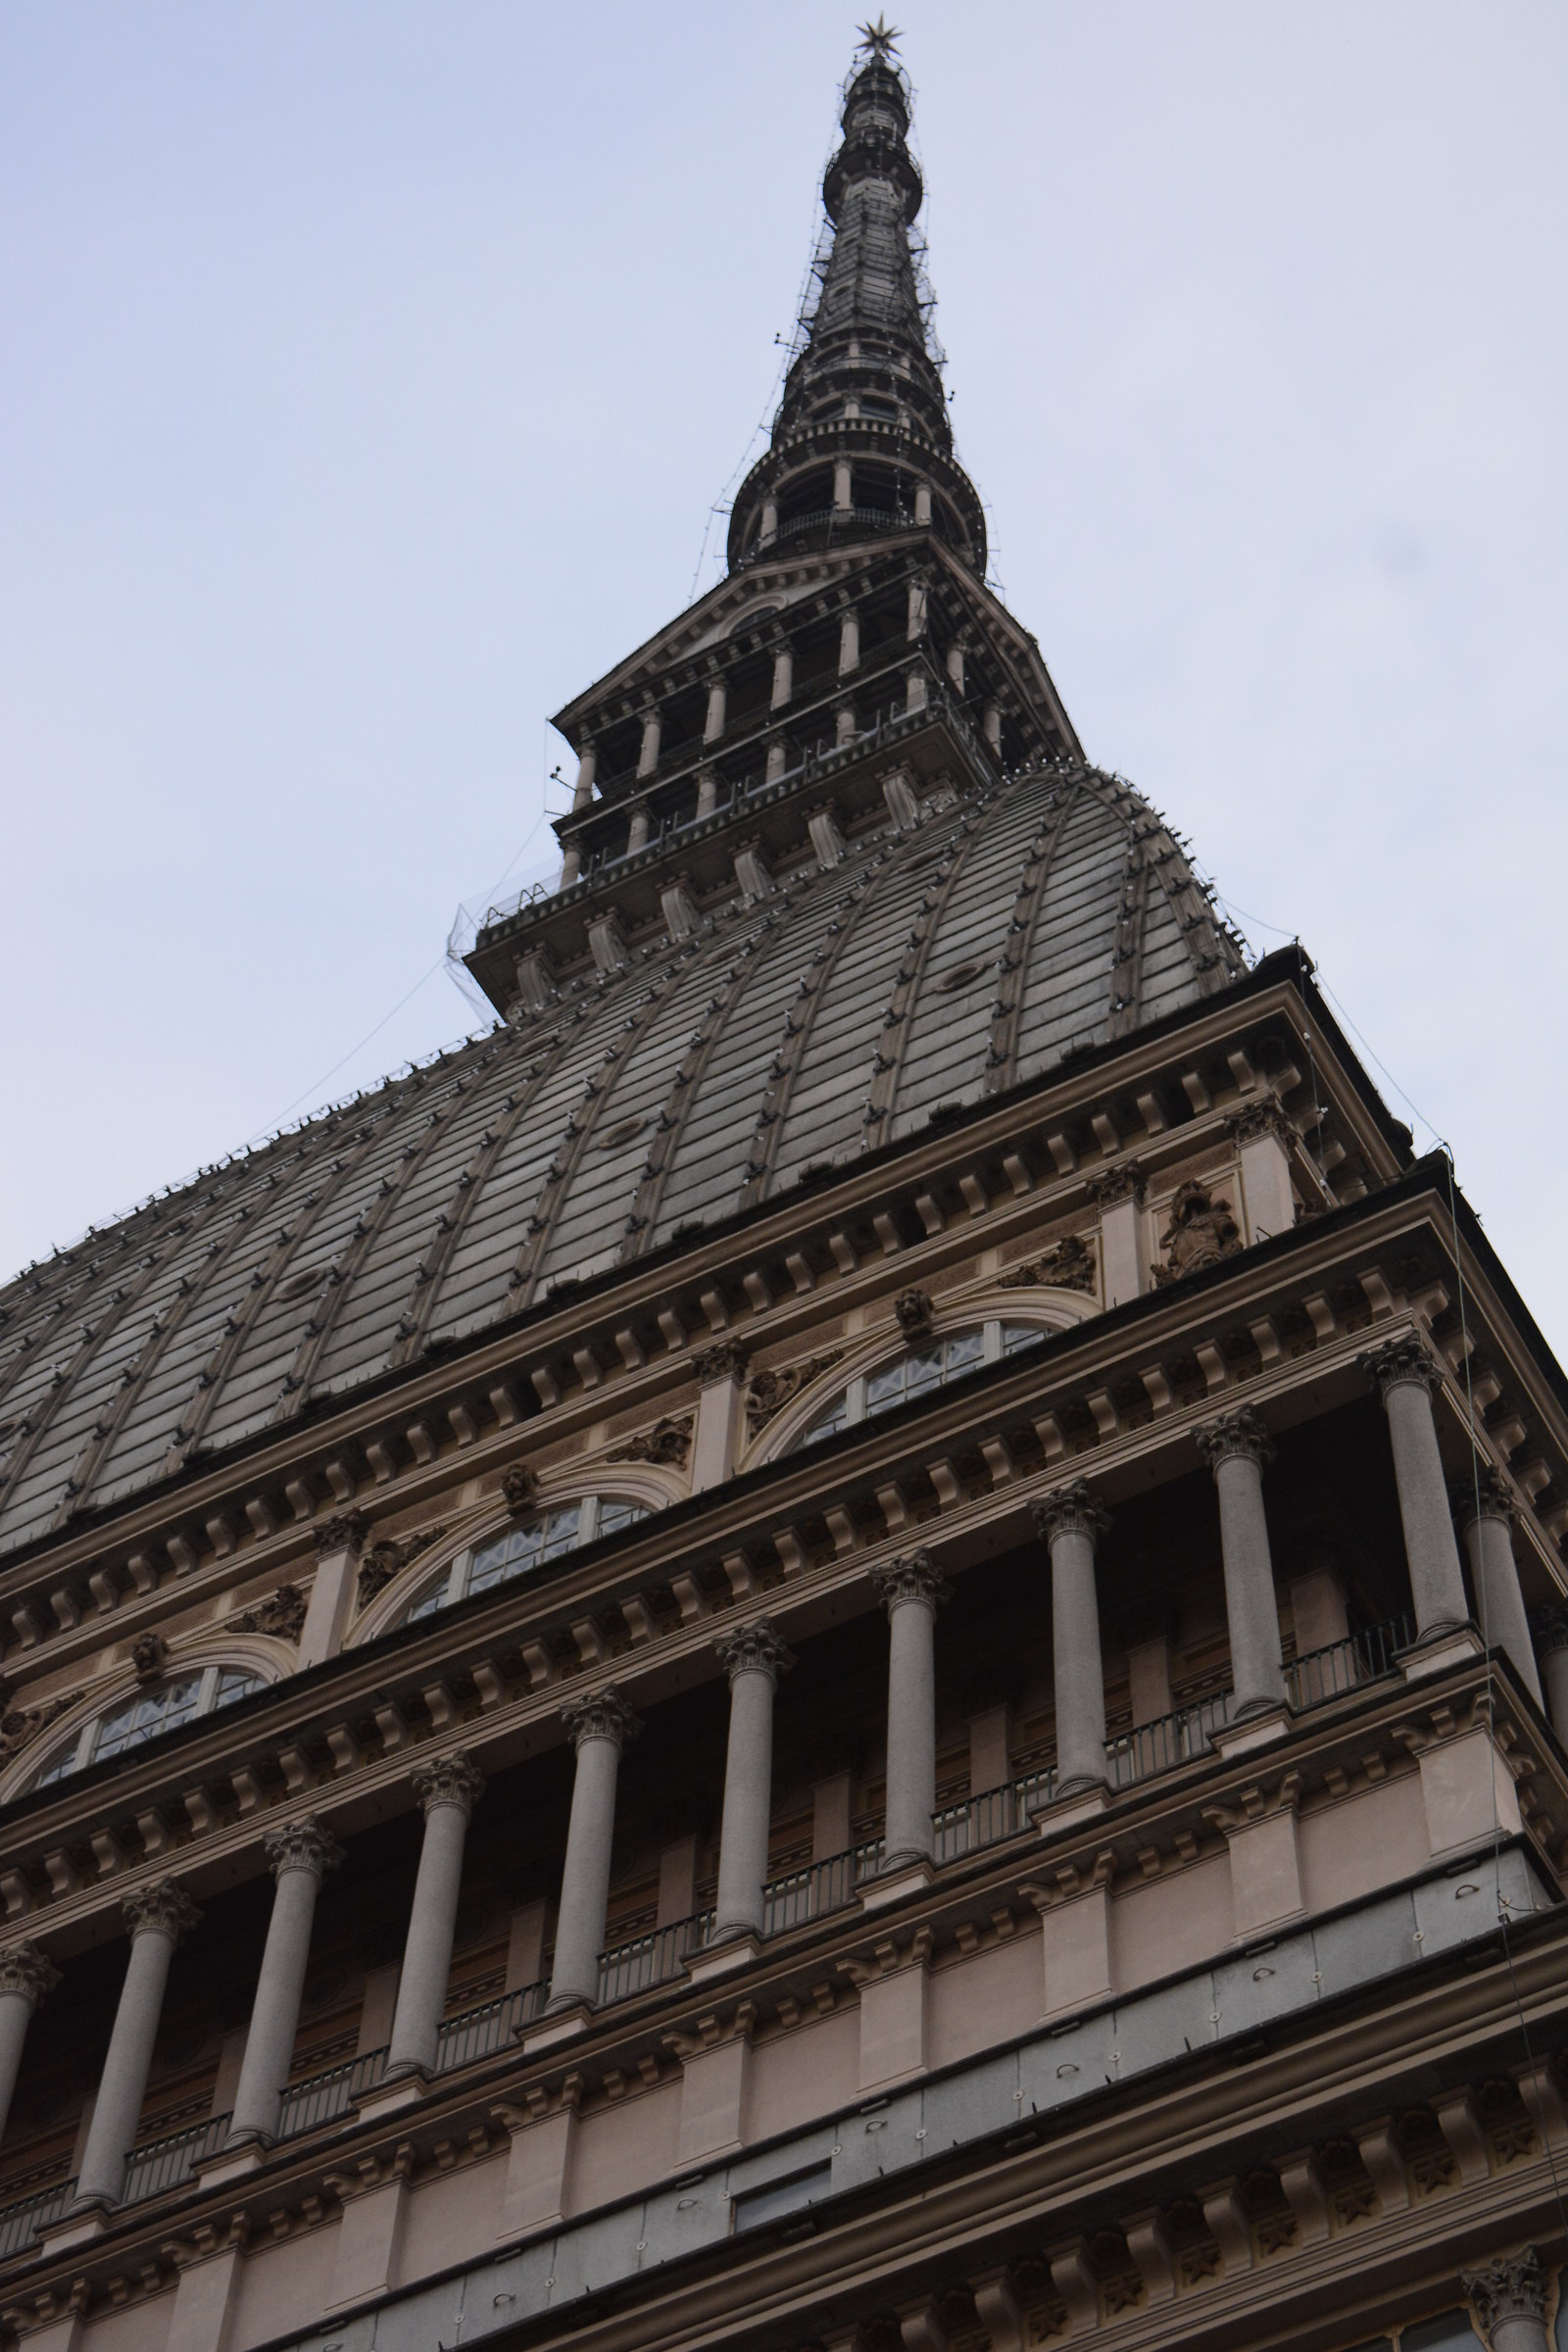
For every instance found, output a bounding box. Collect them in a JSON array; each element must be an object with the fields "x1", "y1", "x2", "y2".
[{"x1": 3, "y1": 3, "x2": 1565, "y2": 1351}]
